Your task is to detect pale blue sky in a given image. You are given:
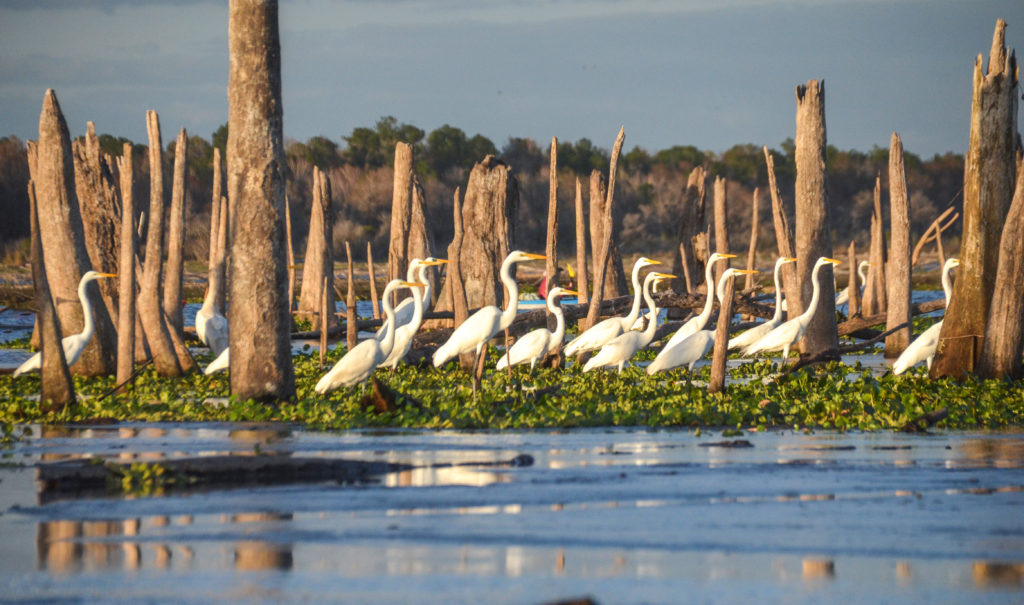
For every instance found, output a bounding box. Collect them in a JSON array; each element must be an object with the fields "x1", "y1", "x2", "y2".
[{"x1": 0, "y1": 0, "x2": 1021, "y2": 157}]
